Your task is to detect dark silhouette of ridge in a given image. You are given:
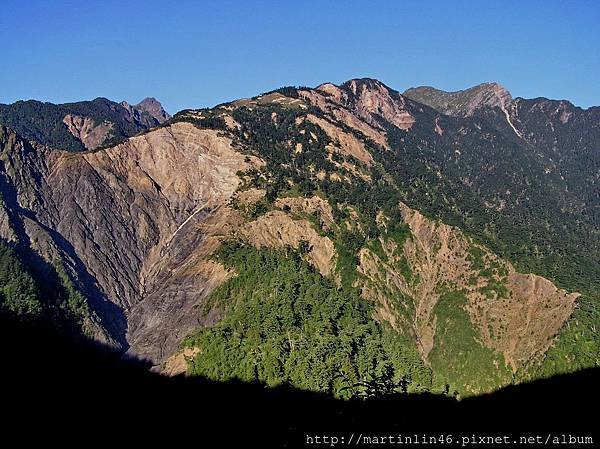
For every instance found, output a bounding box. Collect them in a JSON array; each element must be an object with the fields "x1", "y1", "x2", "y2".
[{"x1": 2, "y1": 314, "x2": 597, "y2": 447}]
